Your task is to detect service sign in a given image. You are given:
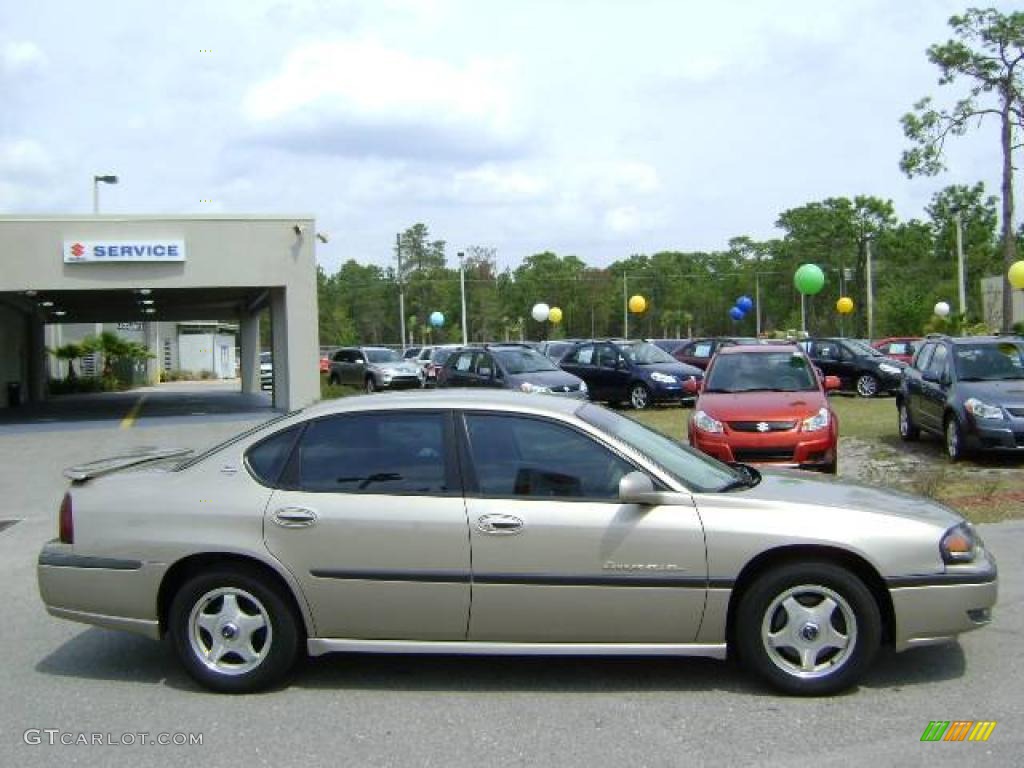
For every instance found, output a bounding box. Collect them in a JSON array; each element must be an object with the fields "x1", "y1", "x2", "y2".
[{"x1": 63, "y1": 240, "x2": 187, "y2": 263}]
